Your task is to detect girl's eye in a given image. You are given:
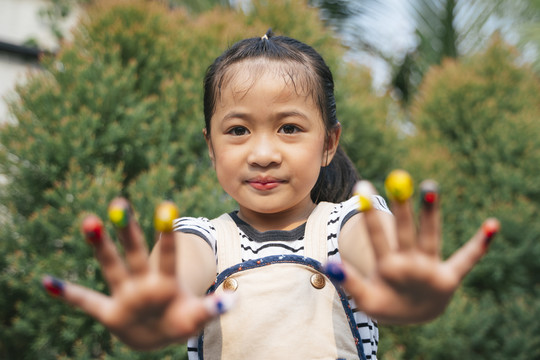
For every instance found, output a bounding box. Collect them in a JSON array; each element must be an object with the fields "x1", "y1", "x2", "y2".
[
  {"x1": 228, "y1": 126, "x2": 249, "y2": 136},
  {"x1": 280, "y1": 124, "x2": 300, "y2": 134}
]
